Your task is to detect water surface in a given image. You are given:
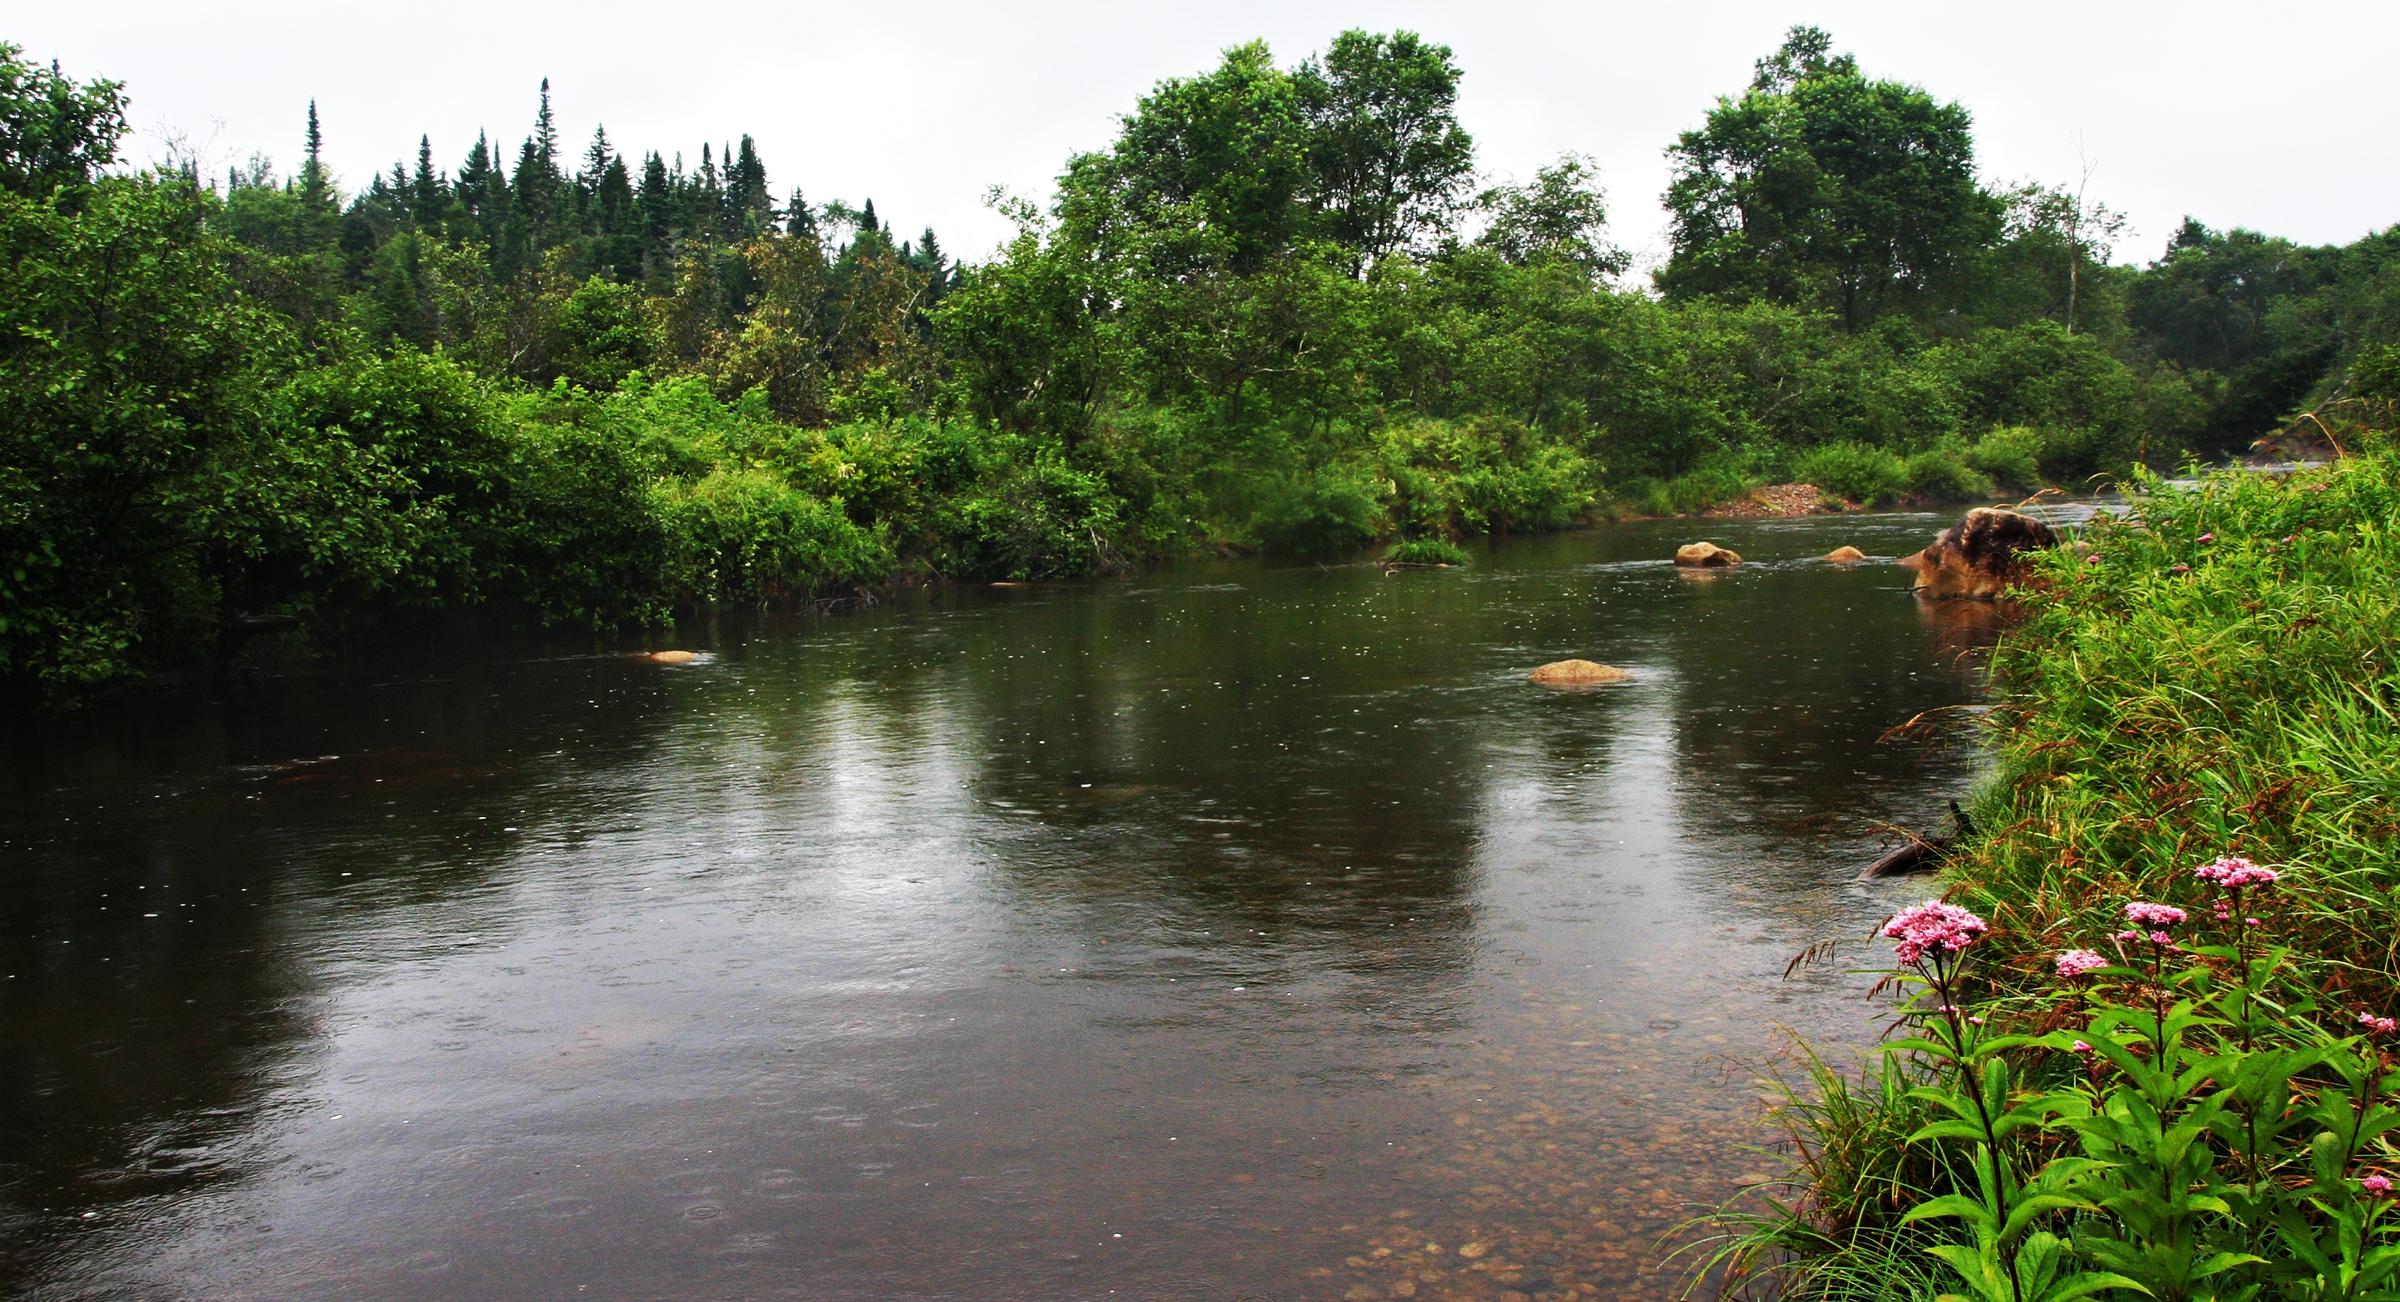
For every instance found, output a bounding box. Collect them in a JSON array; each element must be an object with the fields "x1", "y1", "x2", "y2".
[{"x1": 3, "y1": 510, "x2": 2015, "y2": 1299}]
